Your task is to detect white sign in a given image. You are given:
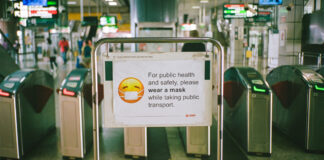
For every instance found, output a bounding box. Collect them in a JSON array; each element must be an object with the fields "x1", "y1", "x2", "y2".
[{"x1": 103, "y1": 52, "x2": 213, "y2": 127}]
